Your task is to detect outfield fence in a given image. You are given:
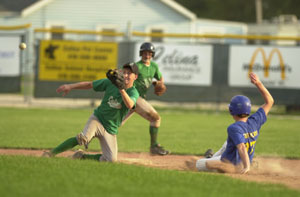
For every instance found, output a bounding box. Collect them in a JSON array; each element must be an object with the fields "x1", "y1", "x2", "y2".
[{"x1": 1, "y1": 25, "x2": 300, "y2": 107}]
